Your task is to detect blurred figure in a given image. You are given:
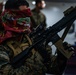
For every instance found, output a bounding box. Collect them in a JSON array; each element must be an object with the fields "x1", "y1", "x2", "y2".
[{"x1": 31, "y1": 0, "x2": 47, "y2": 30}]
